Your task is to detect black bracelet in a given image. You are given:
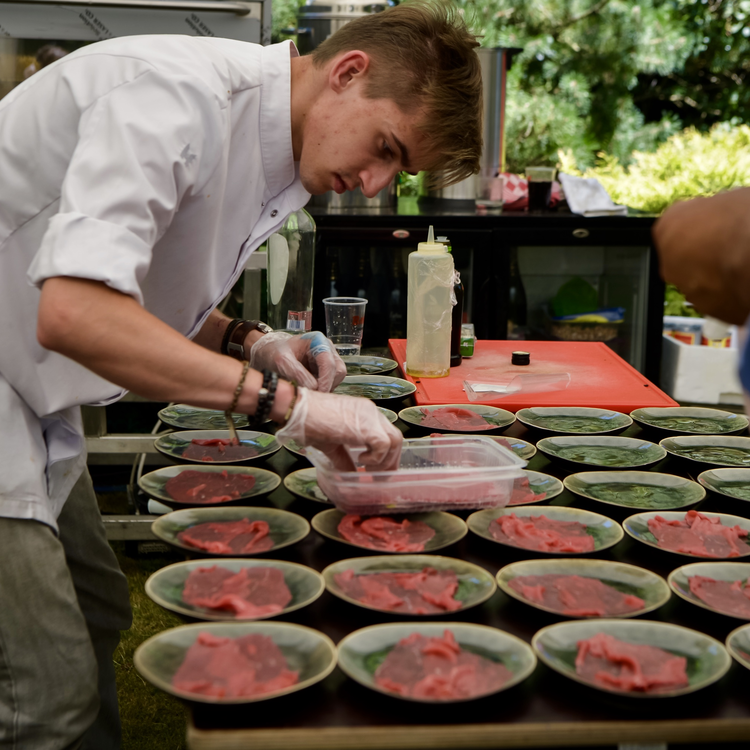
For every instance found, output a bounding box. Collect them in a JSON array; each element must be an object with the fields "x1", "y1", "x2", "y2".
[
  {"x1": 247, "y1": 368, "x2": 278, "y2": 429},
  {"x1": 220, "y1": 319, "x2": 245, "y2": 357}
]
